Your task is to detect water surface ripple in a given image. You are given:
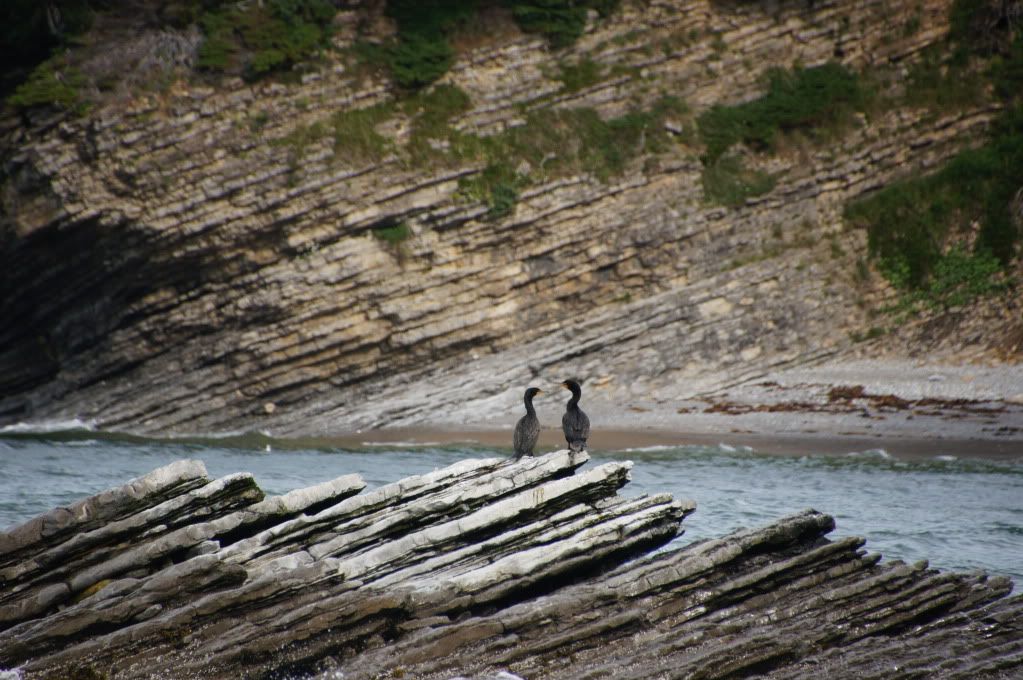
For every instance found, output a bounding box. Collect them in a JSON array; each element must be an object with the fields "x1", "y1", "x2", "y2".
[{"x1": 1, "y1": 431, "x2": 1020, "y2": 582}]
